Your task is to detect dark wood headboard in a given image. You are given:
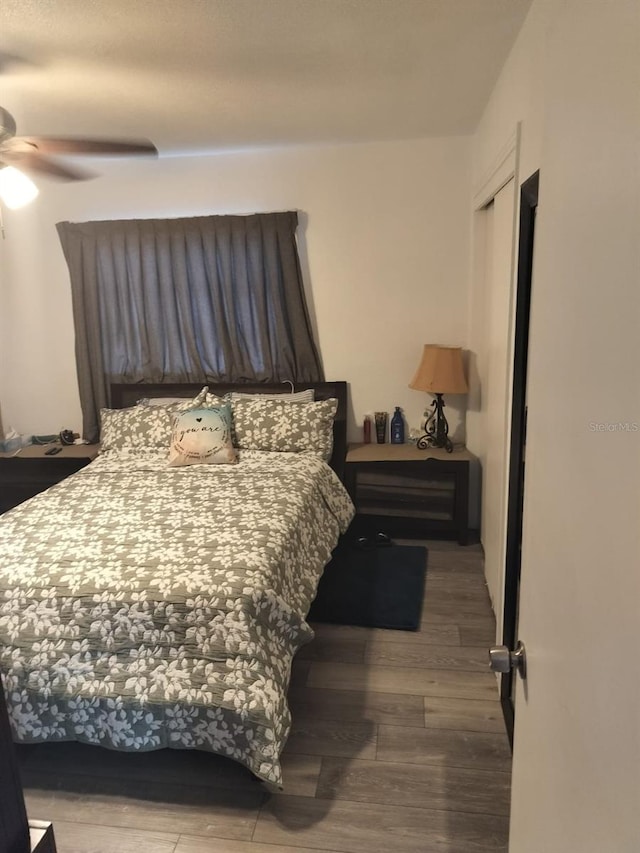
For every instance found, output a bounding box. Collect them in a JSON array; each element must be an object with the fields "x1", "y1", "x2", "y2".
[{"x1": 109, "y1": 381, "x2": 348, "y2": 481}]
